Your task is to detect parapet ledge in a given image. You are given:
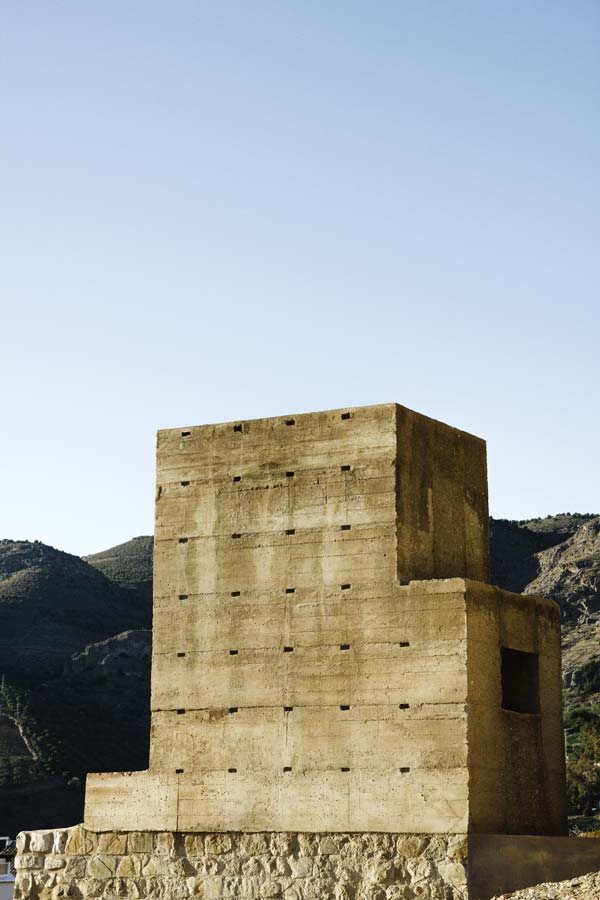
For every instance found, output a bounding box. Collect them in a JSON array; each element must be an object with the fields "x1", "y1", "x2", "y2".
[{"x1": 401, "y1": 578, "x2": 560, "y2": 617}]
